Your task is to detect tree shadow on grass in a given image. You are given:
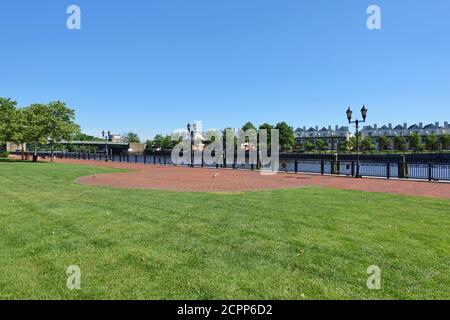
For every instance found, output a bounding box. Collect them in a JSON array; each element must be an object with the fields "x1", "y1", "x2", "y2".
[{"x1": 0, "y1": 158, "x2": 47, "y2": 164}]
